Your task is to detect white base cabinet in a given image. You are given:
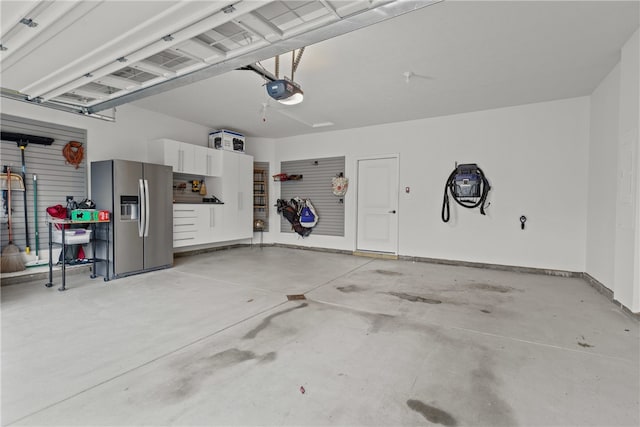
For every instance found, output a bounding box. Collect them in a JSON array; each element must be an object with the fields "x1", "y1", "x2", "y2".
[
  {"x1": 173, "y1": 204, "x2": 225, "y2": 248},
  {"x1": 172, "y1": 150, "x2": 253, "y2": 248}
]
